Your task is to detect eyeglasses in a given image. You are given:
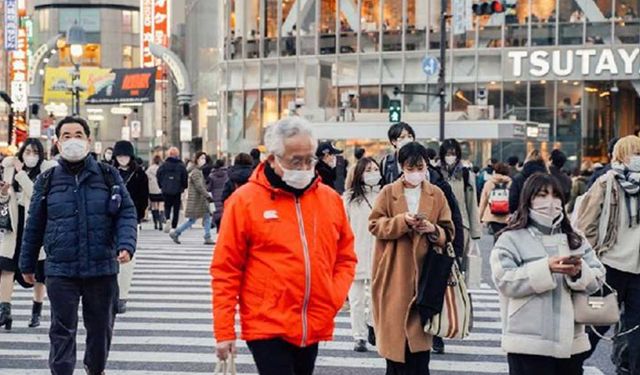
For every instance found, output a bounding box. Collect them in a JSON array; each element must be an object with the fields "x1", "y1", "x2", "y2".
[{"x1": 277, "y1": 155, "x2": 318, "y2": 170}]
